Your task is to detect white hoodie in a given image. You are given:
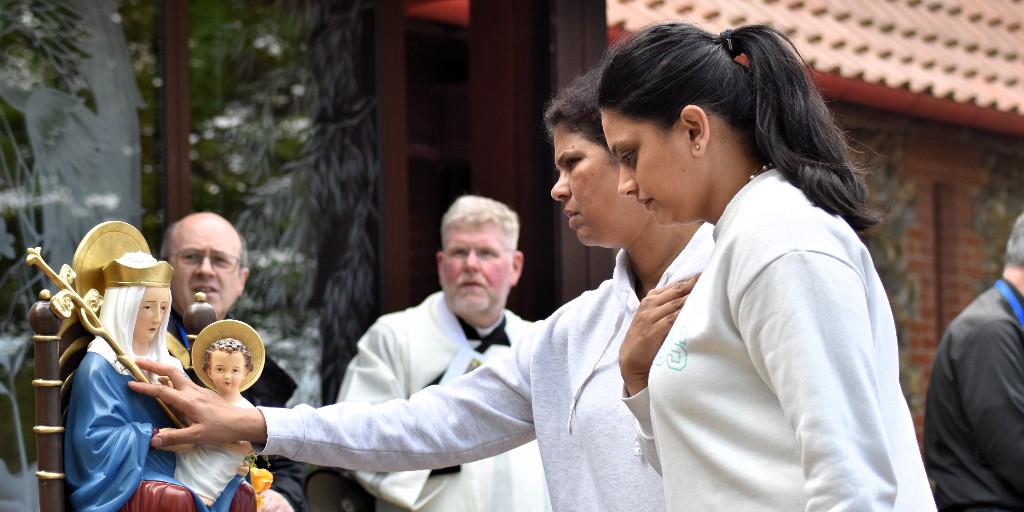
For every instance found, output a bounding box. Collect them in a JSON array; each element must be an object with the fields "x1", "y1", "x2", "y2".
[
  {"x1": 260, "y1": 223, "x2": 715, "y2": 511},
  {"x1": 625, "y1": 171, "x2": 934, "y2": 510}
]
